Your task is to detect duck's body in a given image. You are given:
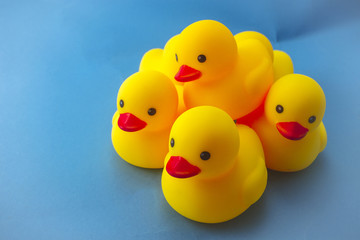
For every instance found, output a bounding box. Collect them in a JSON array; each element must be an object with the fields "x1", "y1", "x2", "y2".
[
  {"x1": 251, "y1": 74, "x2": 327, "y2": 172},
  {"x1": 111, "y1": 71, "x2": 178, "y2": 169},
  {"x1": 162, "y1": 106, "x2": 267, "y2": 223},
  {"x1": 252, "y1": 115, "x2": 326, "y2": 171}
]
